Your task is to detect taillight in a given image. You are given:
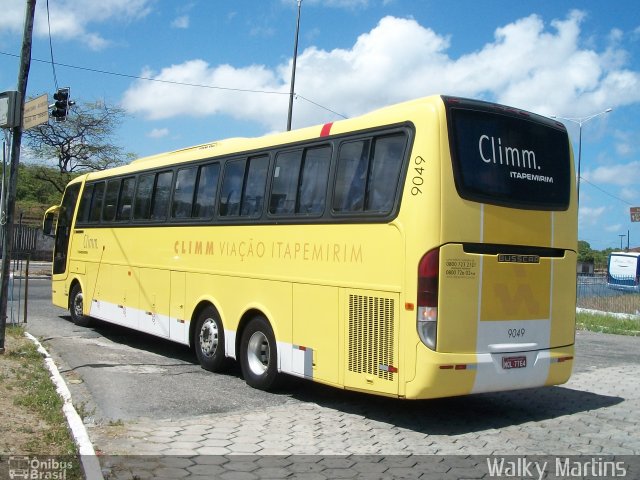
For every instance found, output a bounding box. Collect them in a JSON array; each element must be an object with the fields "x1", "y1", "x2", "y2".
[{"x1": 417, "y1": 248, "x2": 439, "y2": 350}]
